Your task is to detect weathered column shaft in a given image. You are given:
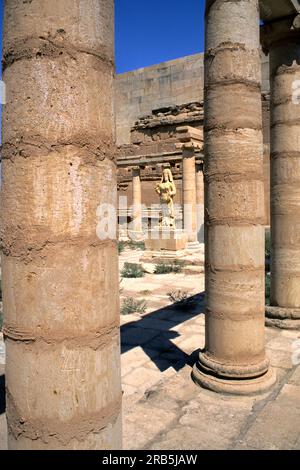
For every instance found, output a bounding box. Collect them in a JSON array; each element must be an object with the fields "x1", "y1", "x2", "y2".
[
  {"x1": 270, "y1": 28, "x2": 300, "y2": 306},
  {"x1": 263, "y1": 17, "x2": 300, "y2": 329},
  {"x1": 182, "y1": 151, "x2": 197, "y2": 243},
  {"x1": 1, "y1": 0, "x2": 122, "y2": 449},
  {"x1": 196, "y1": 163, "x2": 205, "y2": 243},
  {"x1": 132, "y1": 167, "x2": 142, "y2": 233},
  {"x1": 192, "y1": 0, "x2": 275, "y2": 394},
  {"x1": 196, "y1": 164, "x2": 204, "y2": 206}
]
